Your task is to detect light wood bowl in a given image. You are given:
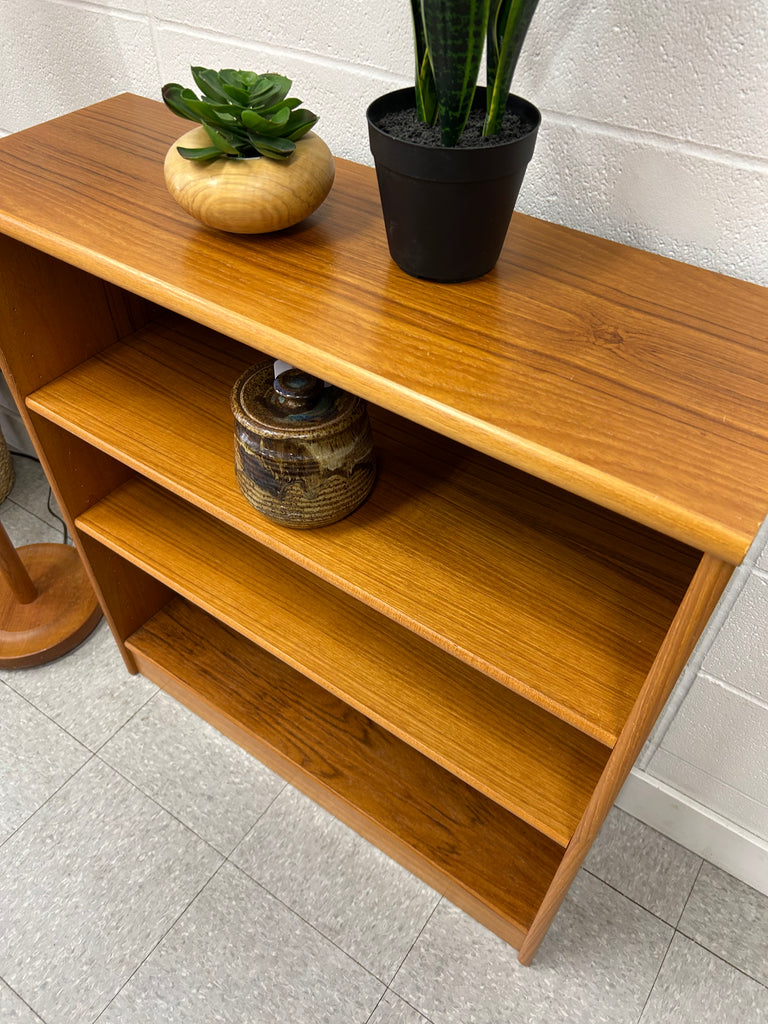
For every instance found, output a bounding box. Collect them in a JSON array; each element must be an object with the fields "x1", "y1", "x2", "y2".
[{"x1": 164, "y1": 128, "x2": 334, "y2": 233}]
